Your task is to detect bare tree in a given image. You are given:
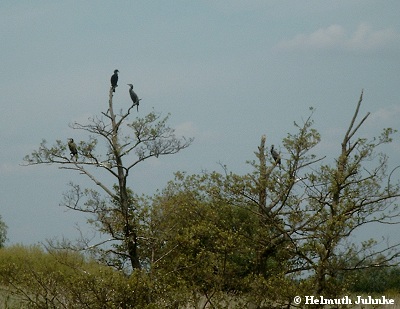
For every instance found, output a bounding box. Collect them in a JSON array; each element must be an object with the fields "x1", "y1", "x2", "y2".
[
  {"x1": 24, "y1": 85, "x2": 193, "y2": 271},
  {"x1": 298, "y1": 91, "x2": 400, "y2": 297}
]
